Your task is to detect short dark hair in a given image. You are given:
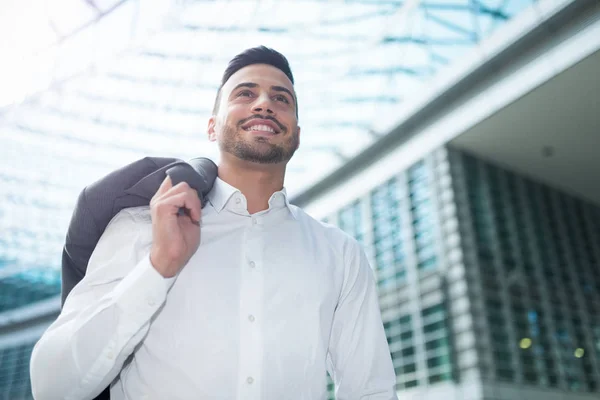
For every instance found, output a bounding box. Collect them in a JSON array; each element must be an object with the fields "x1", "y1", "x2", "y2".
[{"x1": 212, "y1": 46, "x2": 297, "y2": 117}]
